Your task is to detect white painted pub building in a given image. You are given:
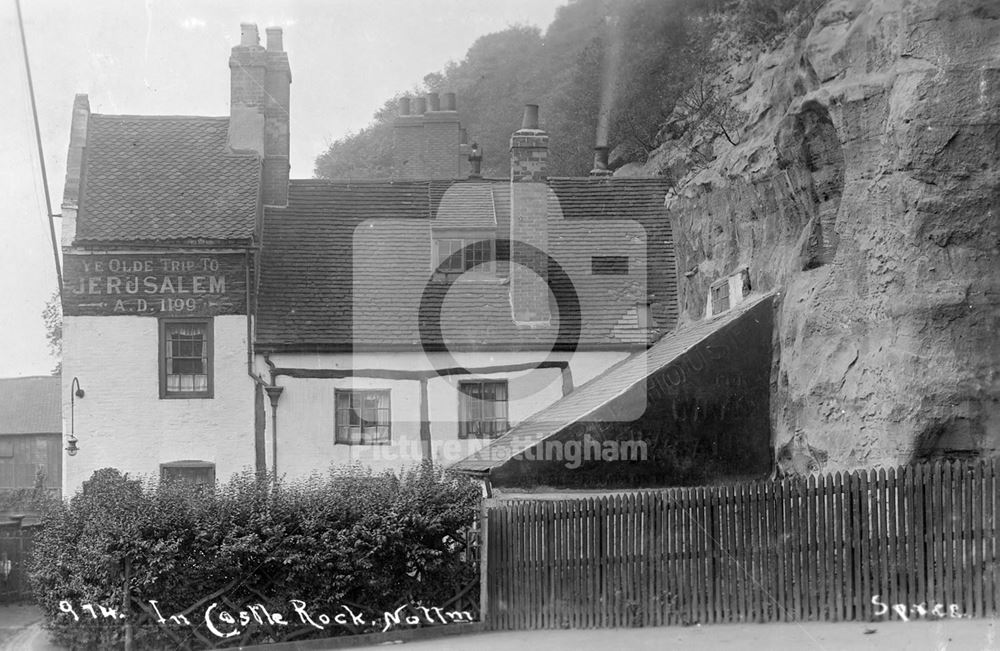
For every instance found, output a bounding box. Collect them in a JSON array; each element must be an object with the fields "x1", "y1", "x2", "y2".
[{"x1": 59, "y1": 25, "x2": 768, "y2": 494}]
